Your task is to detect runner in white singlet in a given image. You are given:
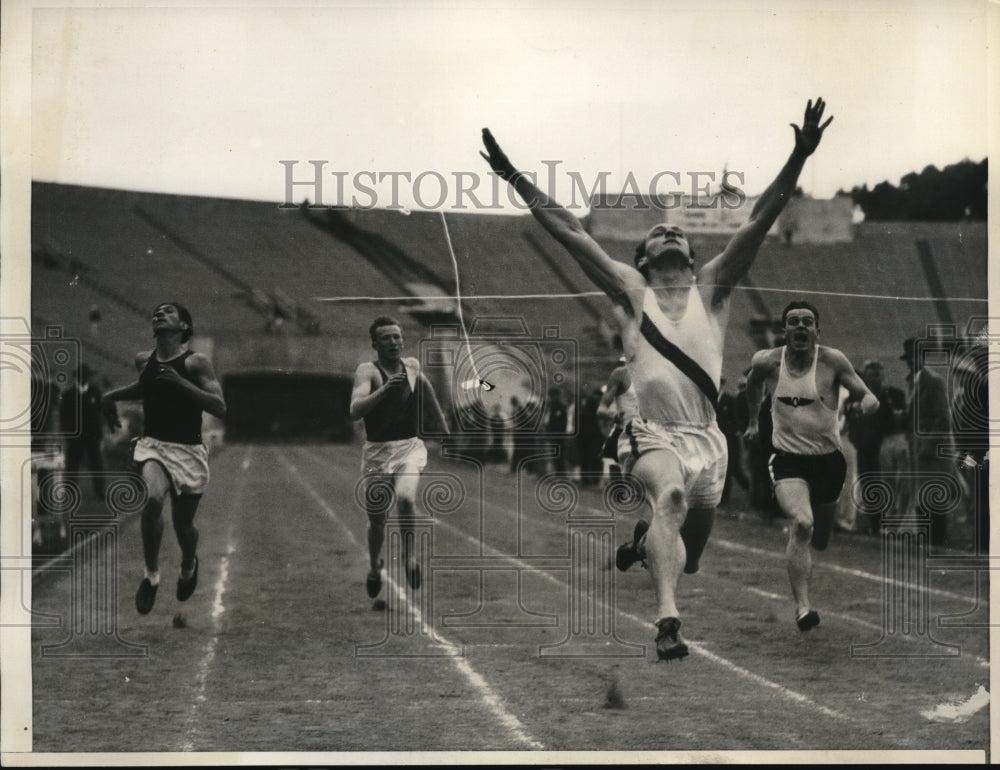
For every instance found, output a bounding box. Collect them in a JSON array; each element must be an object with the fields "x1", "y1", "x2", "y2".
[
  {"x1": 745, "y1": 301, "x2": 878, "y2": 632},
  {"x1": 482, "y1": 99, "x2": 834, "y2": 661}
]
